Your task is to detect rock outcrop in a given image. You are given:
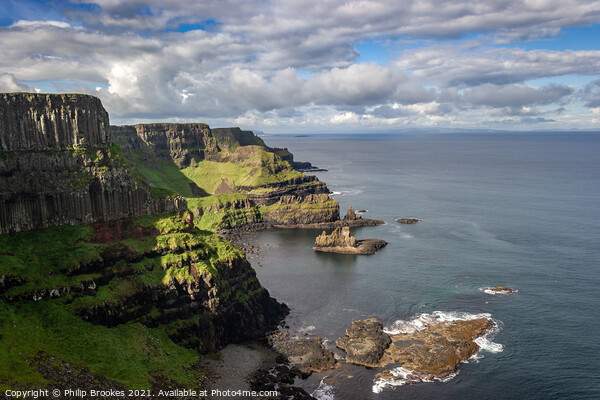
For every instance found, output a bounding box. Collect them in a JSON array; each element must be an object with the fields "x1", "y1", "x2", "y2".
[
  {"x1": 483, "y1": 286, "x2": 517, "y2": 294},
  {"x1": 316, "y1": 227, "x2": 356, "y2": 248},
  {"x1": 0, "y1": 93, "x2": 185, "y2": 234},
  {"x1": 269, "y1": 333, "x2": 338, "y2": 375},
  {"x1": 111, "y1": 123, "x2": 217, "y2": 168},
  {"x1": 343, "y1": 205, "x2": 361, "y2": 221},
  {"x1": 396, "y1": 218, "x2": 421, "y2": 224},
  {"x1": 335, "y1": 316, "x2": 496, "y2": 389},
  {"x1": 335, "y1": 318, "x2": 391, "y2": 367},
  {"x1": 314, "y1": 227, "x2": 387, "y2": 255}
]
